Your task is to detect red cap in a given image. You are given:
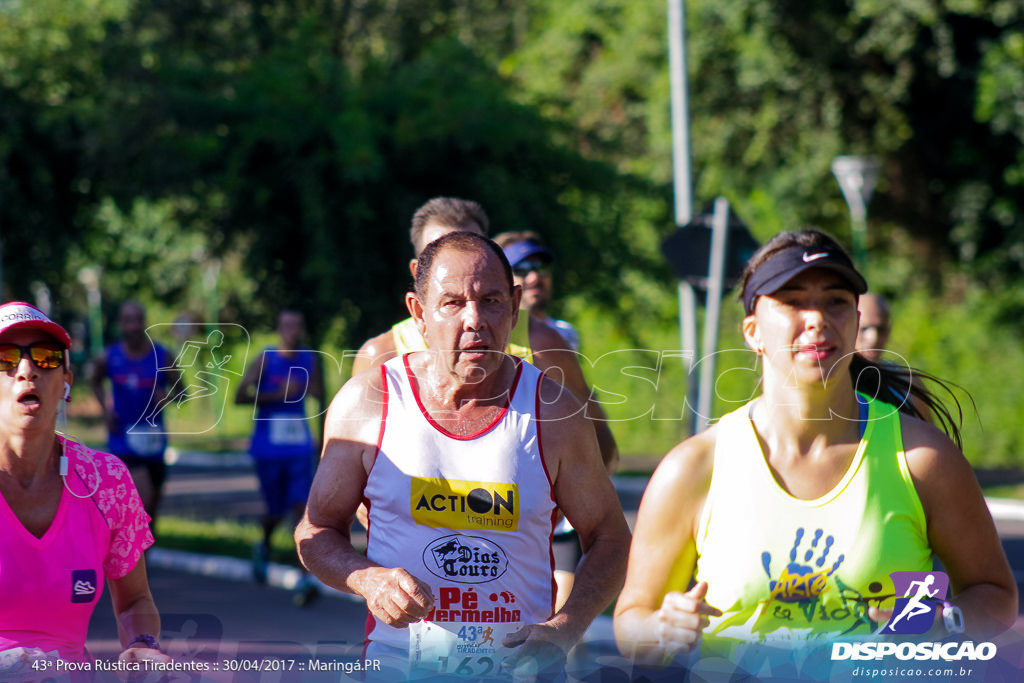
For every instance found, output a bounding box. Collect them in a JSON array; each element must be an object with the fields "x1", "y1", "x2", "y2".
[{"x1": 0, "y1": 301, "x2": 72, "y2": 349}]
